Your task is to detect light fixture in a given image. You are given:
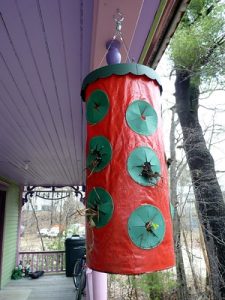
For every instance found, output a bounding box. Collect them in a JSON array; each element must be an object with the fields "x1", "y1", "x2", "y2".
[{"x1": 24, "y1": 161, "x2": 30, "y2": 171}]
